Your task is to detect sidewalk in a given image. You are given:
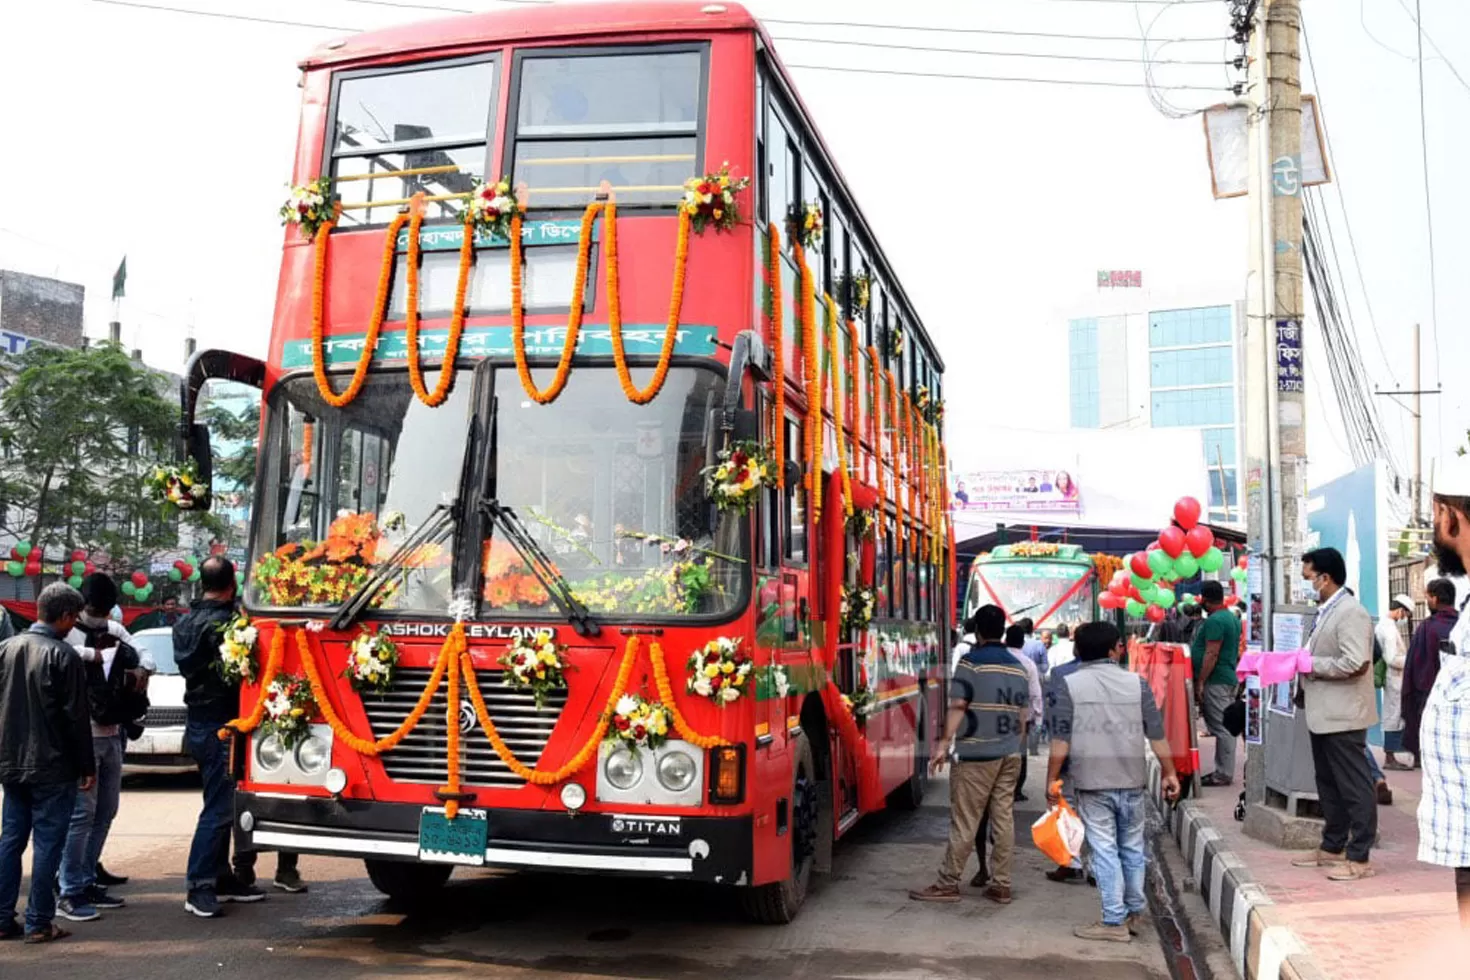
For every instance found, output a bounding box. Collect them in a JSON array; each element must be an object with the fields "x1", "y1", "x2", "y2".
[{"x1": 1161, "y1": 735, "x2": 1468, "y2": 980}]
